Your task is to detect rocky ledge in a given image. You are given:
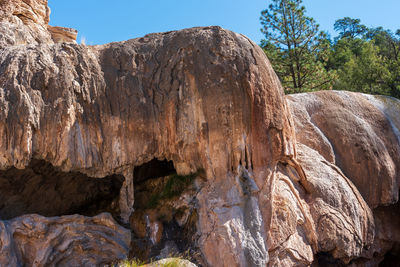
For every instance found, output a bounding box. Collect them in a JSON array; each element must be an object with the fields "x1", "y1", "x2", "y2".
[{"x1": 0, "y1": 1, "x2": 399, "y2": 266}]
